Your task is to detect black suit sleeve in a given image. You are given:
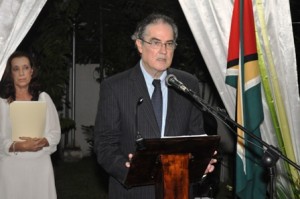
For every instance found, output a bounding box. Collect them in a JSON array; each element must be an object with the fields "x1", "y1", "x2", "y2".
[{"x1": 94, "y1": 79, "x2": 129, "y2": 184}]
